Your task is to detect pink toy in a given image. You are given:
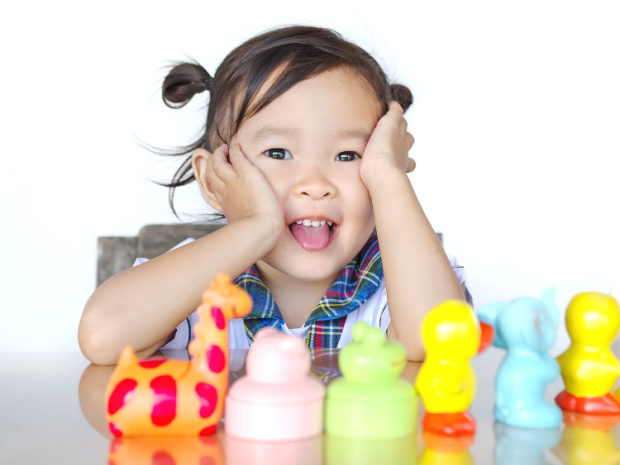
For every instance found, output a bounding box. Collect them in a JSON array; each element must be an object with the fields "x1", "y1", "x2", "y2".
[{"x1": 225, "y1": 327, "x2": 325, "y2": 441}]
